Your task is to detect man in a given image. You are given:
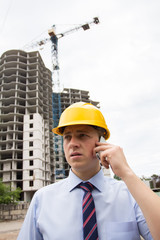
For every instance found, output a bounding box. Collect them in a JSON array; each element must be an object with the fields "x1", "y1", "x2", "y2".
[{"x1": 18, "y1": 102, "x2": 160, "y2": 240}]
